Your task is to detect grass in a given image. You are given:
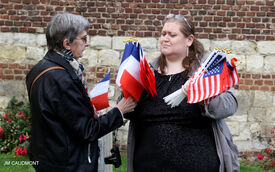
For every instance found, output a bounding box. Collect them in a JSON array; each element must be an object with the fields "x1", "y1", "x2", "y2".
[
  {"x1": 240, "y1": 164, "x2": 264, "y2": 172},
  {"x1": 0, "y1": 153, "x2": 274, "y2": 172},
  {"x1": 113, "y1": 156, "x2": 275, "y2": 172},
  {"x1": 240, "y1": 164, "x2": 275, "y2": 172},
  {"x1": 0, "y1": 153, "x2": 35, "y2": 172},
  {"x1": 113, "y1": 156, "x2": 127, "y2": 172}
]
